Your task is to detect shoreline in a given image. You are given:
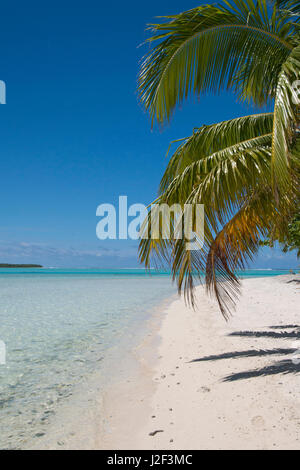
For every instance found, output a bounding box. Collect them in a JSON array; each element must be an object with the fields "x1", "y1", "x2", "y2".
[
  {"x1": 29, "y1": 274, "x2": 300, "y2": 450},
  {"x1": 28, "y1": 289, "x2": 177, "y2": 450},
  {"x1": 101, "y1": 274, "x2": 300, "y2": 450},
  {"x1": 98, "y1": 296, "x2": 174, "y2": 450}
]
